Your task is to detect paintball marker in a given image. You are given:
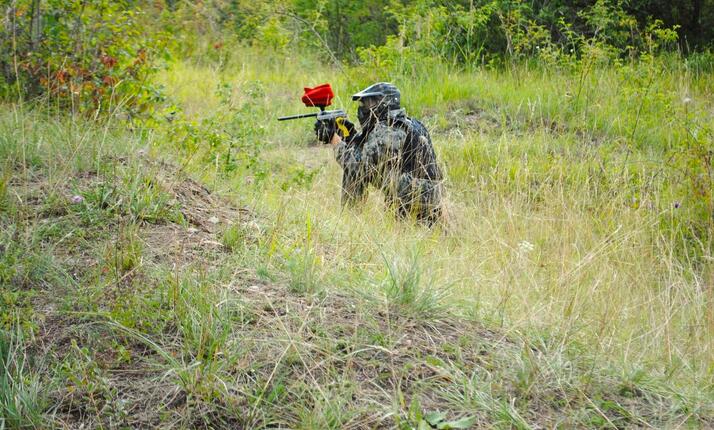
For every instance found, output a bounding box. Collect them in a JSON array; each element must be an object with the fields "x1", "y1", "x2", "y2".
[{"x1": 278, "y1": 83, "x2": 354, "y2": 143}]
